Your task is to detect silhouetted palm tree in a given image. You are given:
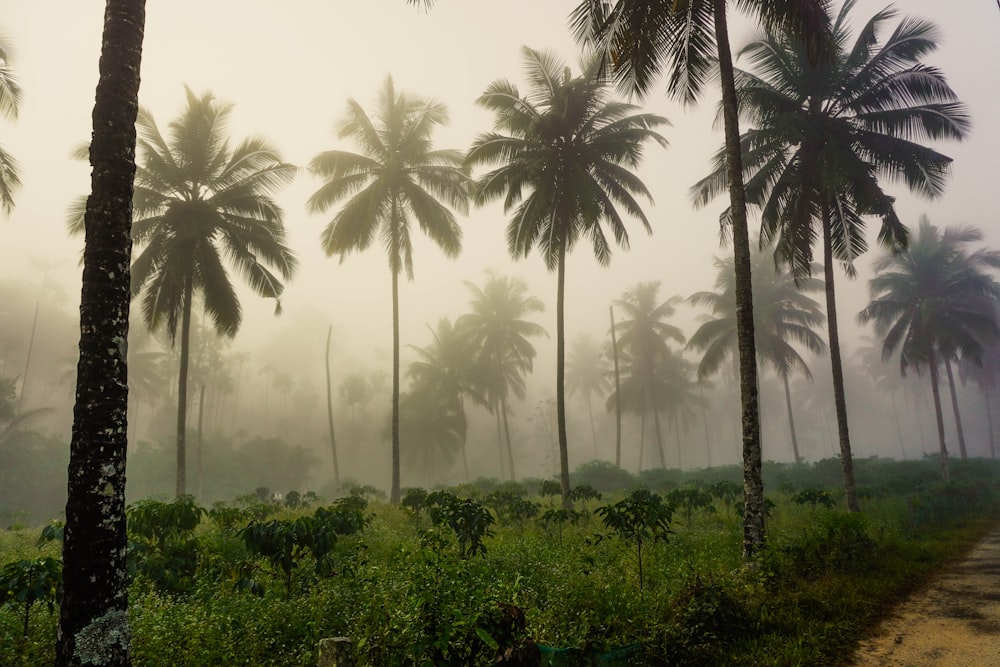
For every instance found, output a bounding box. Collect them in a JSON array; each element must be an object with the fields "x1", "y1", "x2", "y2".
[
  {"x1": 692, "y1": 0, "x2": 970, "y2": 511},
  {"x1": 0, "y1": 31, "x2": 20, "y2": 215},
  {"x1": 612, "y1": 282, "x2": 685, "y2": 470},
  {"x1": 467, "y1": 47, "x2": 667, "y2": 508},
  {"x1": 458, "y1": 272, "x2": 546, "y2": 481},
  {"x1": 126, "y1": 88, "x2": 297, "y2": 497},
  {"x1": 572, "y1": 0, "x2": 832, "y2": 558},
  {"x1": 307, "y1": 76, "x2": 469, "y2": 504},
  {"x1": 859, "y1": 218, "x2": 1000, "y2": 480},
  {"x1": 689, "y1": 249, "x2": 826, "y2": 463}
]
